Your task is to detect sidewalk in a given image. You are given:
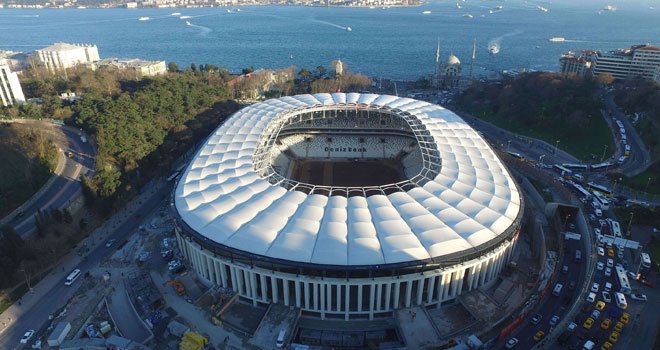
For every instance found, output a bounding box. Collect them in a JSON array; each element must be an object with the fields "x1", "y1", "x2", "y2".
[{"x1": 0, "y1": 180, "x2": 167, "y2": 337}]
